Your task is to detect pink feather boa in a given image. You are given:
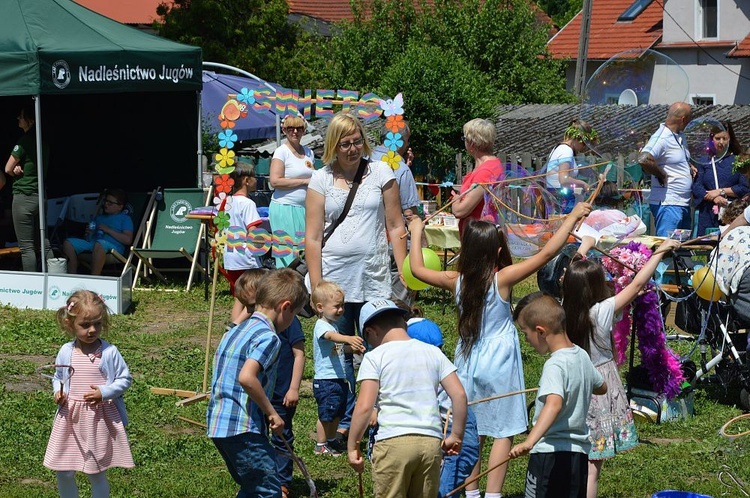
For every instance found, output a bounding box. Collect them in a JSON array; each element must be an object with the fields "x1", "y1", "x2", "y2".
[{"x1": 602, "y1": 241, "x2": 685, "y2": 399}]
